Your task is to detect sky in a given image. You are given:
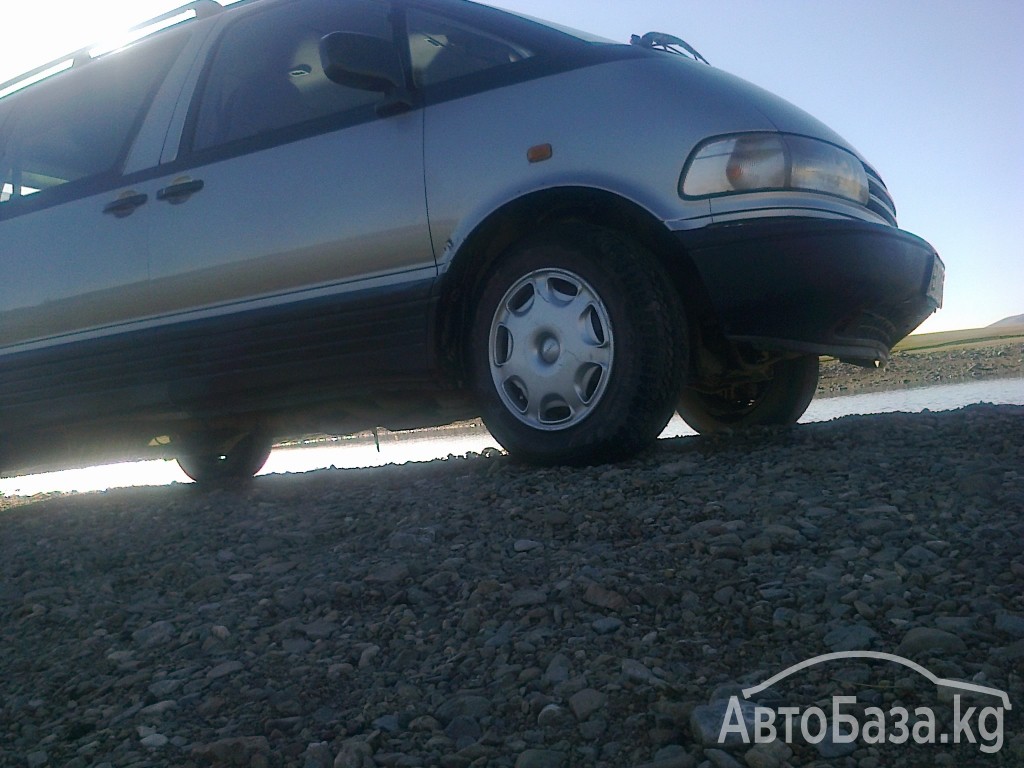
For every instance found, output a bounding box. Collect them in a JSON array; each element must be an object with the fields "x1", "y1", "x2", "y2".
[{"x1": 1, "y1": 0, "x2": 1021, "y2": 333}]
